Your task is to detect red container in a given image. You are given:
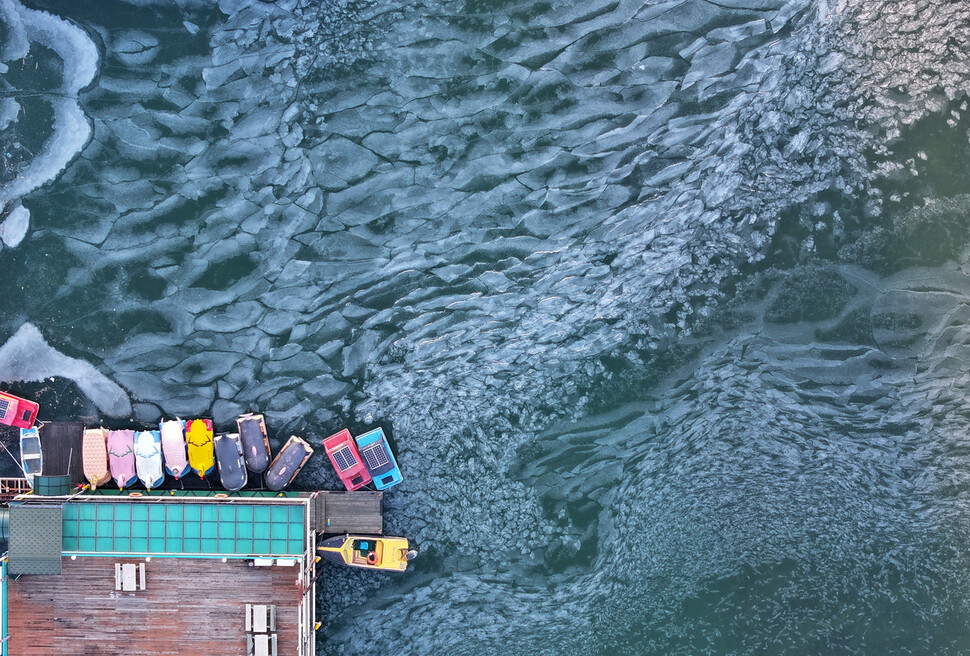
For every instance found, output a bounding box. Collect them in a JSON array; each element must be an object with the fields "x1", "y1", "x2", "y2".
[
  {"x1": 0, "y1": 392, "x2": 38, "y2": 429},
  {"x1": 323, "y1": 429, "x2": 372, "y2": 491}
]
